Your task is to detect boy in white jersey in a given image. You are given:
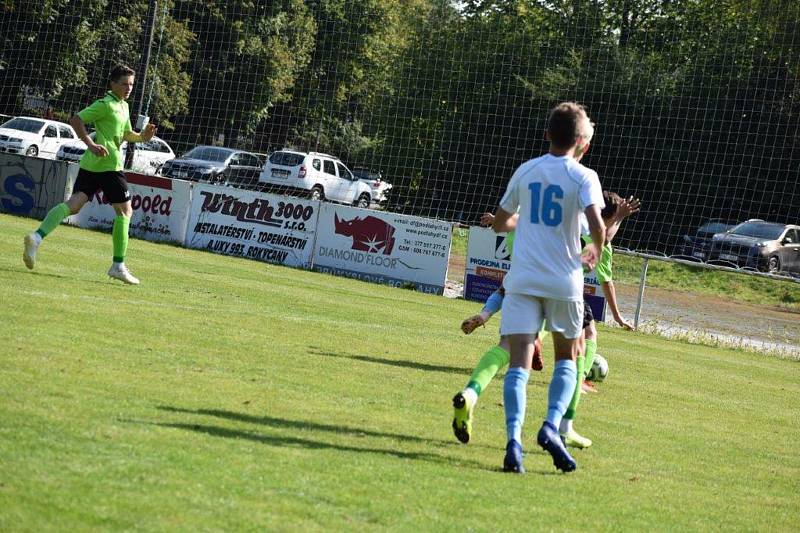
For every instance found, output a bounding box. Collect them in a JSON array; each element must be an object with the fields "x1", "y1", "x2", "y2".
[{"x1": 492, "y1": 102, "x2": 605, "y2": 473}]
